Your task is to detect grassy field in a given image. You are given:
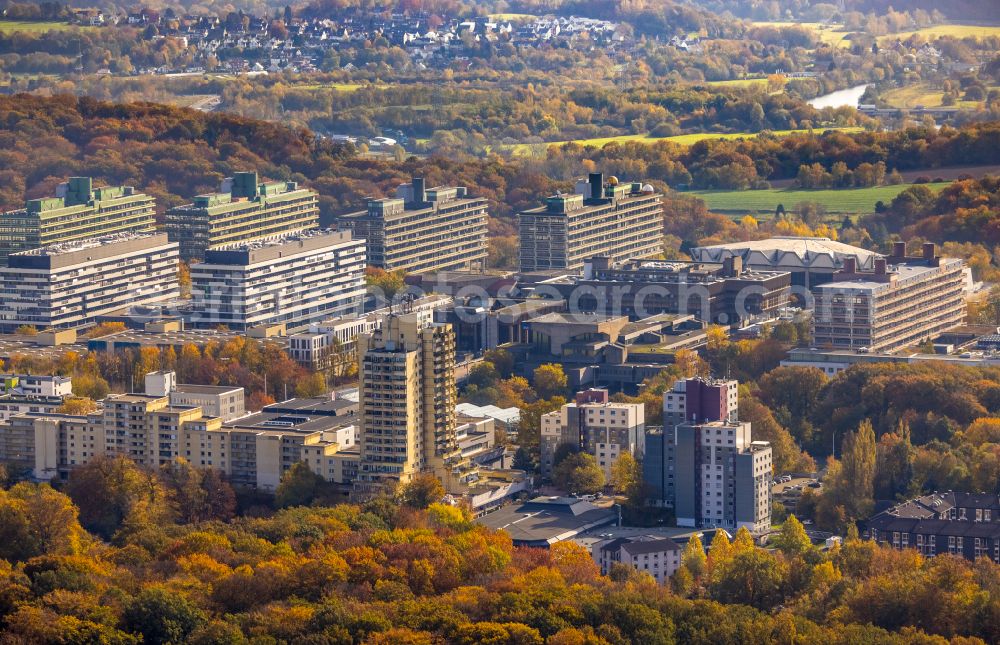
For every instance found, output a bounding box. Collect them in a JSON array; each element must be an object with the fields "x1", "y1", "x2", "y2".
[
  {"x1": 702, "y1": 78, "x2": 770, "y2": 88},
  {"x1": 752, "y1": 21, "x2": 1000, "y2": 50},
  {"x1": 0, "y1": 20, "x2": 88, "y2": 32},
  {"x1": 694, "y1": 182, "x2": 948, "y2": 215},
  {"x1": 502, "y1": 127, "x2": 864, "y2": 157},
  {"x1": 877, "y1": 24, "x2": 1000, "y2": 43},
  {"x1": 882, "y1": 82, "x2": 987, "y2": 109}
]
